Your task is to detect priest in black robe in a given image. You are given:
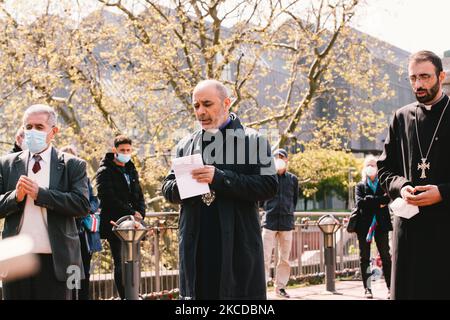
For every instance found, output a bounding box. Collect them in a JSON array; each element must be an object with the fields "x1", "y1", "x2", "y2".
[
  {"x1": 162, "y1": 80, "x2": 278, "y2": 299},
  {"x1": 378, "y1": 51, "x2": 450, "y2": 299}
]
